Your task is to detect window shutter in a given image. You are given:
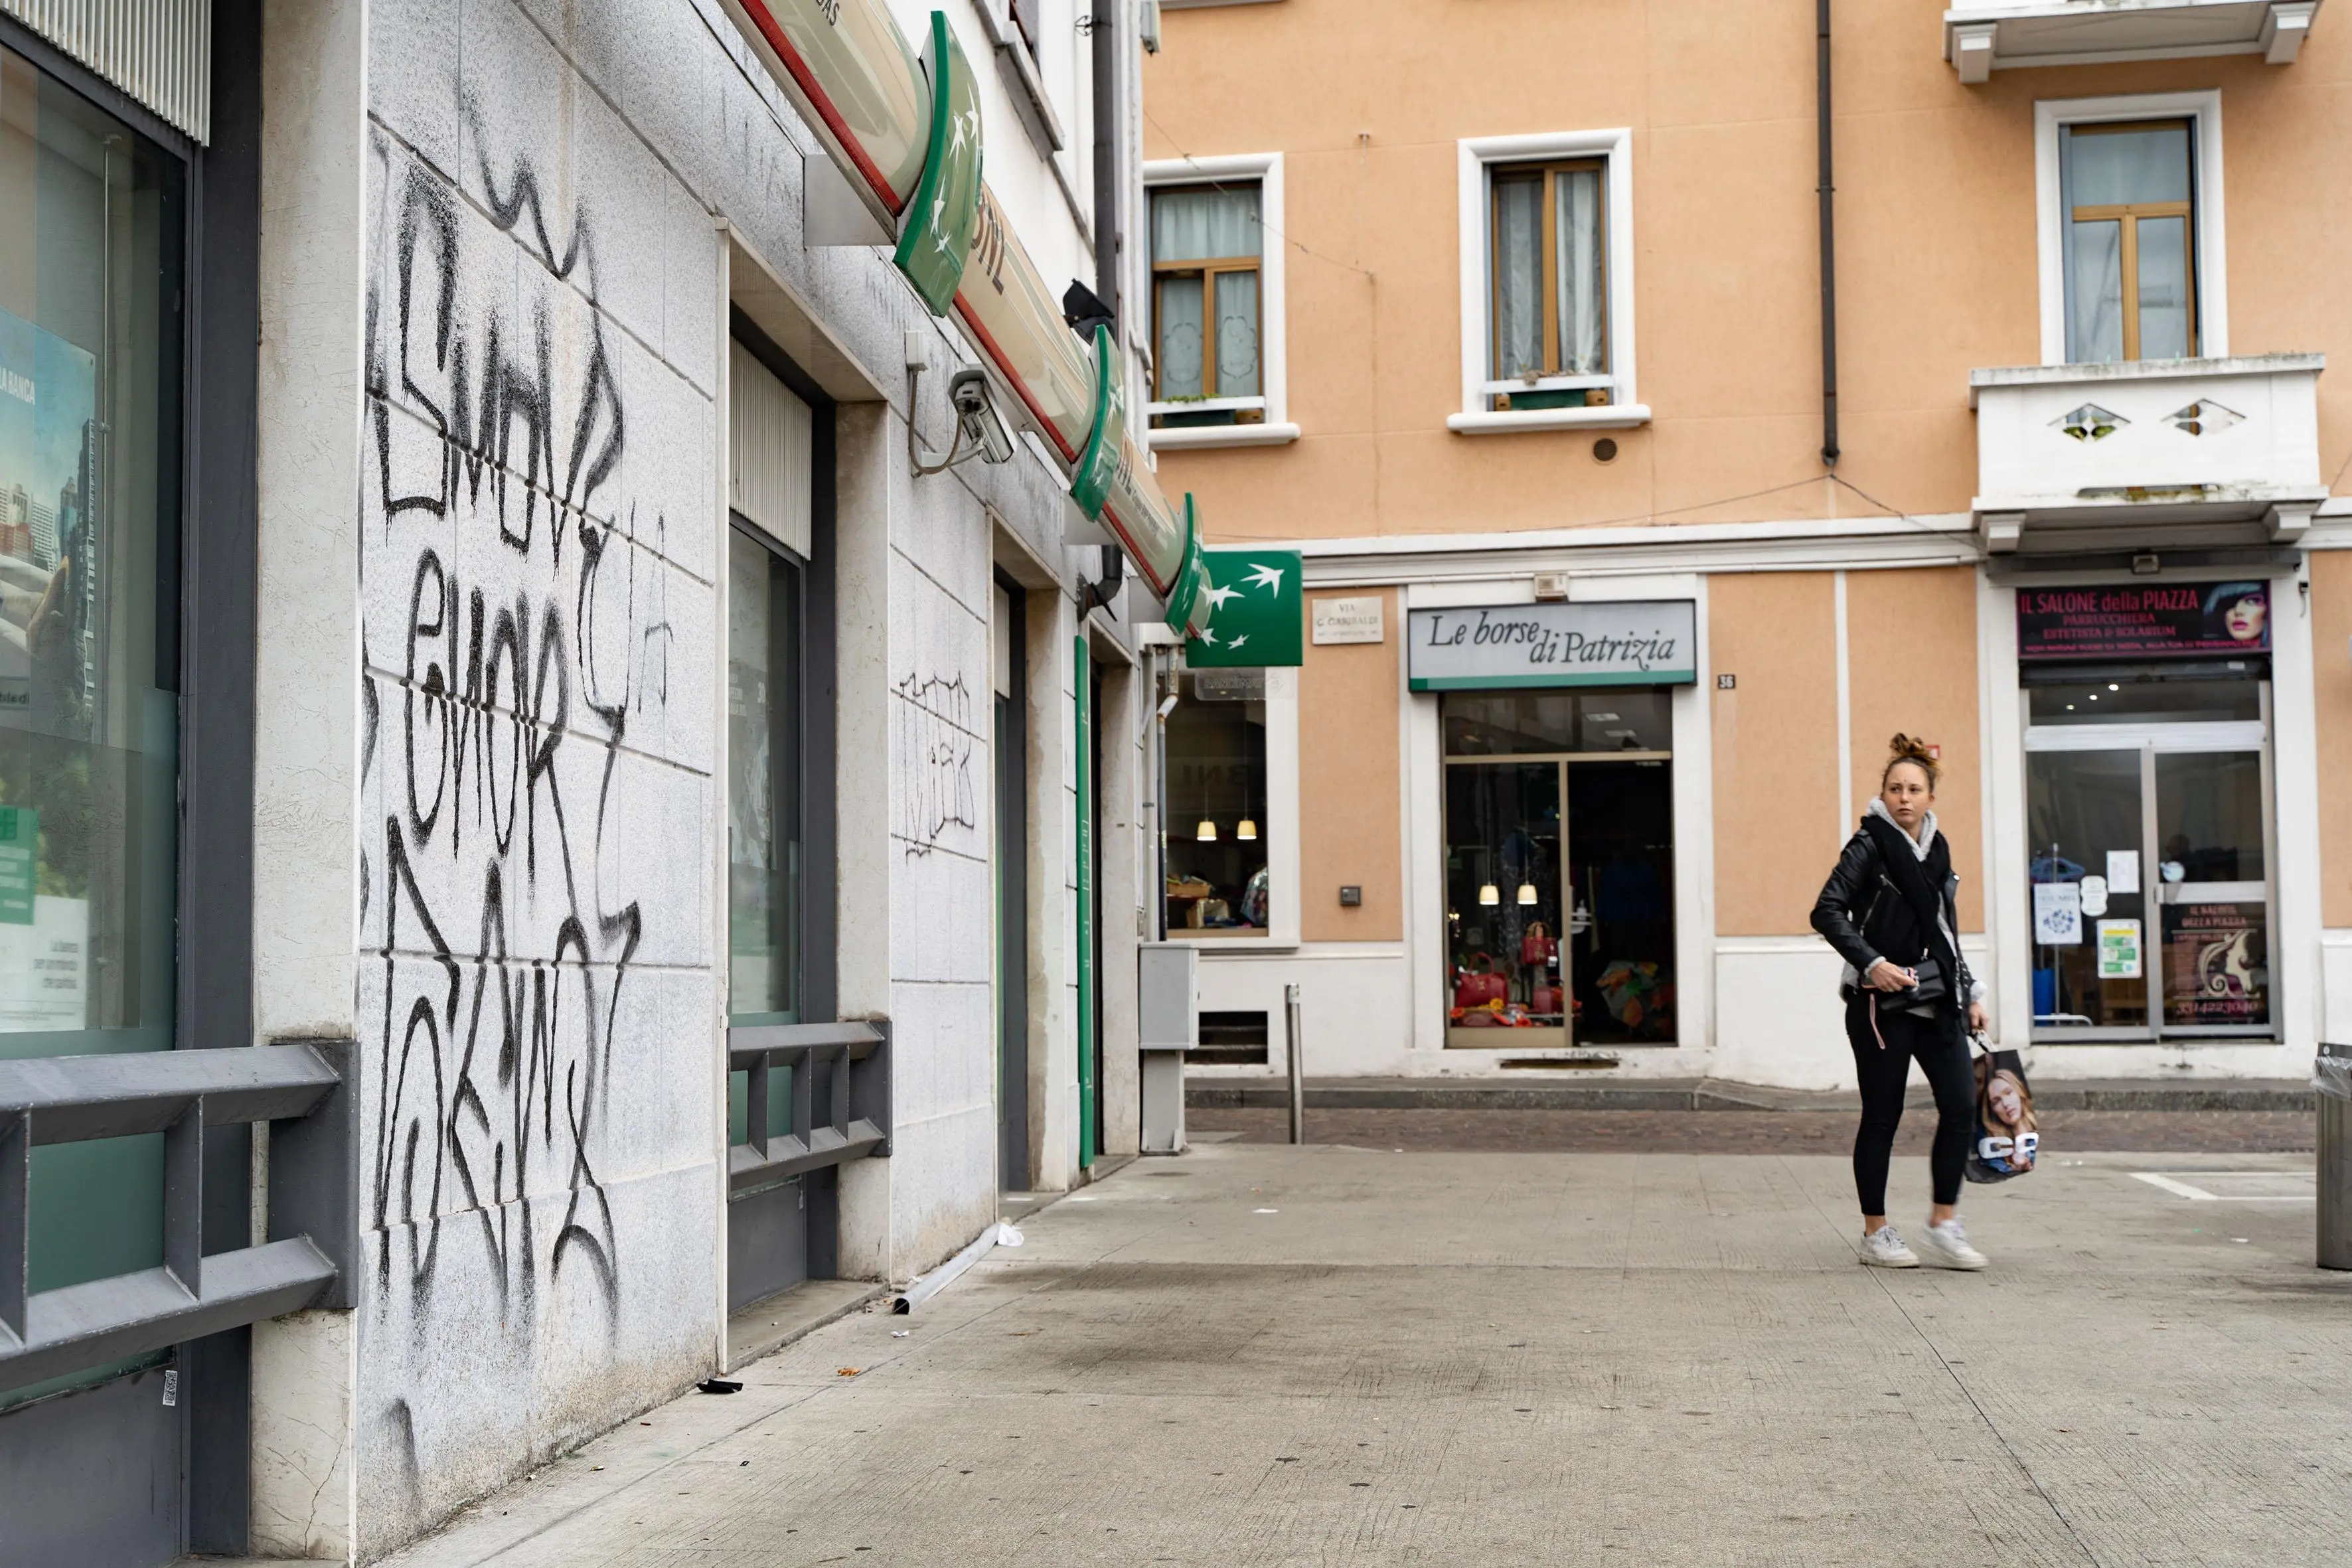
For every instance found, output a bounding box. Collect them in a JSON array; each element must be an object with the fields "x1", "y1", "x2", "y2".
[
  {"x1": 1, "y1": 0, "x2": 212, "y2": 141},
  {"x1": 729, "y1": 341, "x2": 813, "y2": 560}
]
